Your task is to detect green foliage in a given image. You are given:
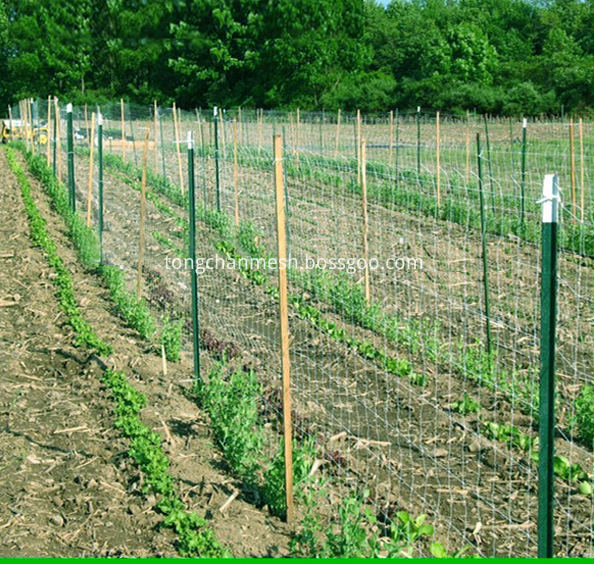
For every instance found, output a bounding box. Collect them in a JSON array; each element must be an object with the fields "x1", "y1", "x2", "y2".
[
  {"x1": 2, "y1": 0, "x2": 593, "y2": 113},
  {"x1": 198, "y1": 364, "x2": 263, "y2": 481},
  {"x1": 22, "y1": 150, "x2": 158, "y2": 341},
  {"x1": 290, "y1": 490, "x2": 438, "y2": 558},
  {"x1": 263, "y1": 438, "x2": 316, "y2": 518},
  {"x1": 101, "y1": 369, "x2": 229, "y2": 557},
  {"x1": 160, "y1": 316, "x2": 182, "y2": 362},
  {"x1": 450, "y1": 392, "x2": 480, "y2": 415},
  {"x1": 572, "y1": 384, "x2": 594, "y2": 449}
]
